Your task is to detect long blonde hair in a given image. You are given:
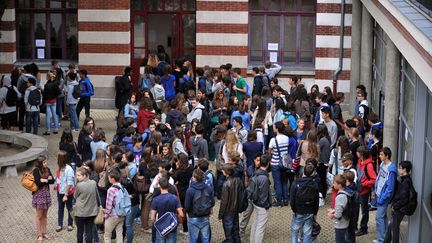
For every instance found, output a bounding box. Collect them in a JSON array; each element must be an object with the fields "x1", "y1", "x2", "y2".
[
  {"x1": 225, "y1": 130, "x2": 239, "y2": 154},
  {"x1": 94, "y1": 148, "x2": 106, "y2": 173},
  {"x1": 147, "y1": 54, "x2": 159, "y2": 68}
]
